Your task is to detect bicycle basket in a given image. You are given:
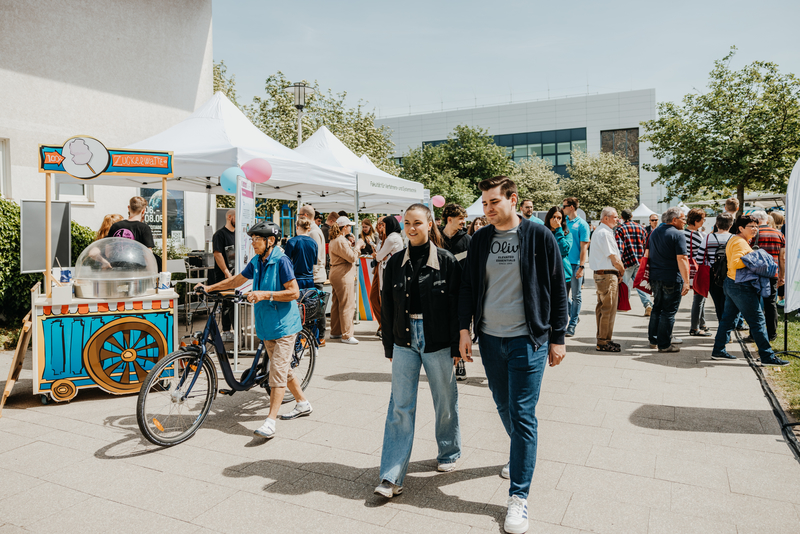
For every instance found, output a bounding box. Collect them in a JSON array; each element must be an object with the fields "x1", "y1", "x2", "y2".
[{"x1": 298, "y1": 289, "x2": 328, "y2": 324}]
